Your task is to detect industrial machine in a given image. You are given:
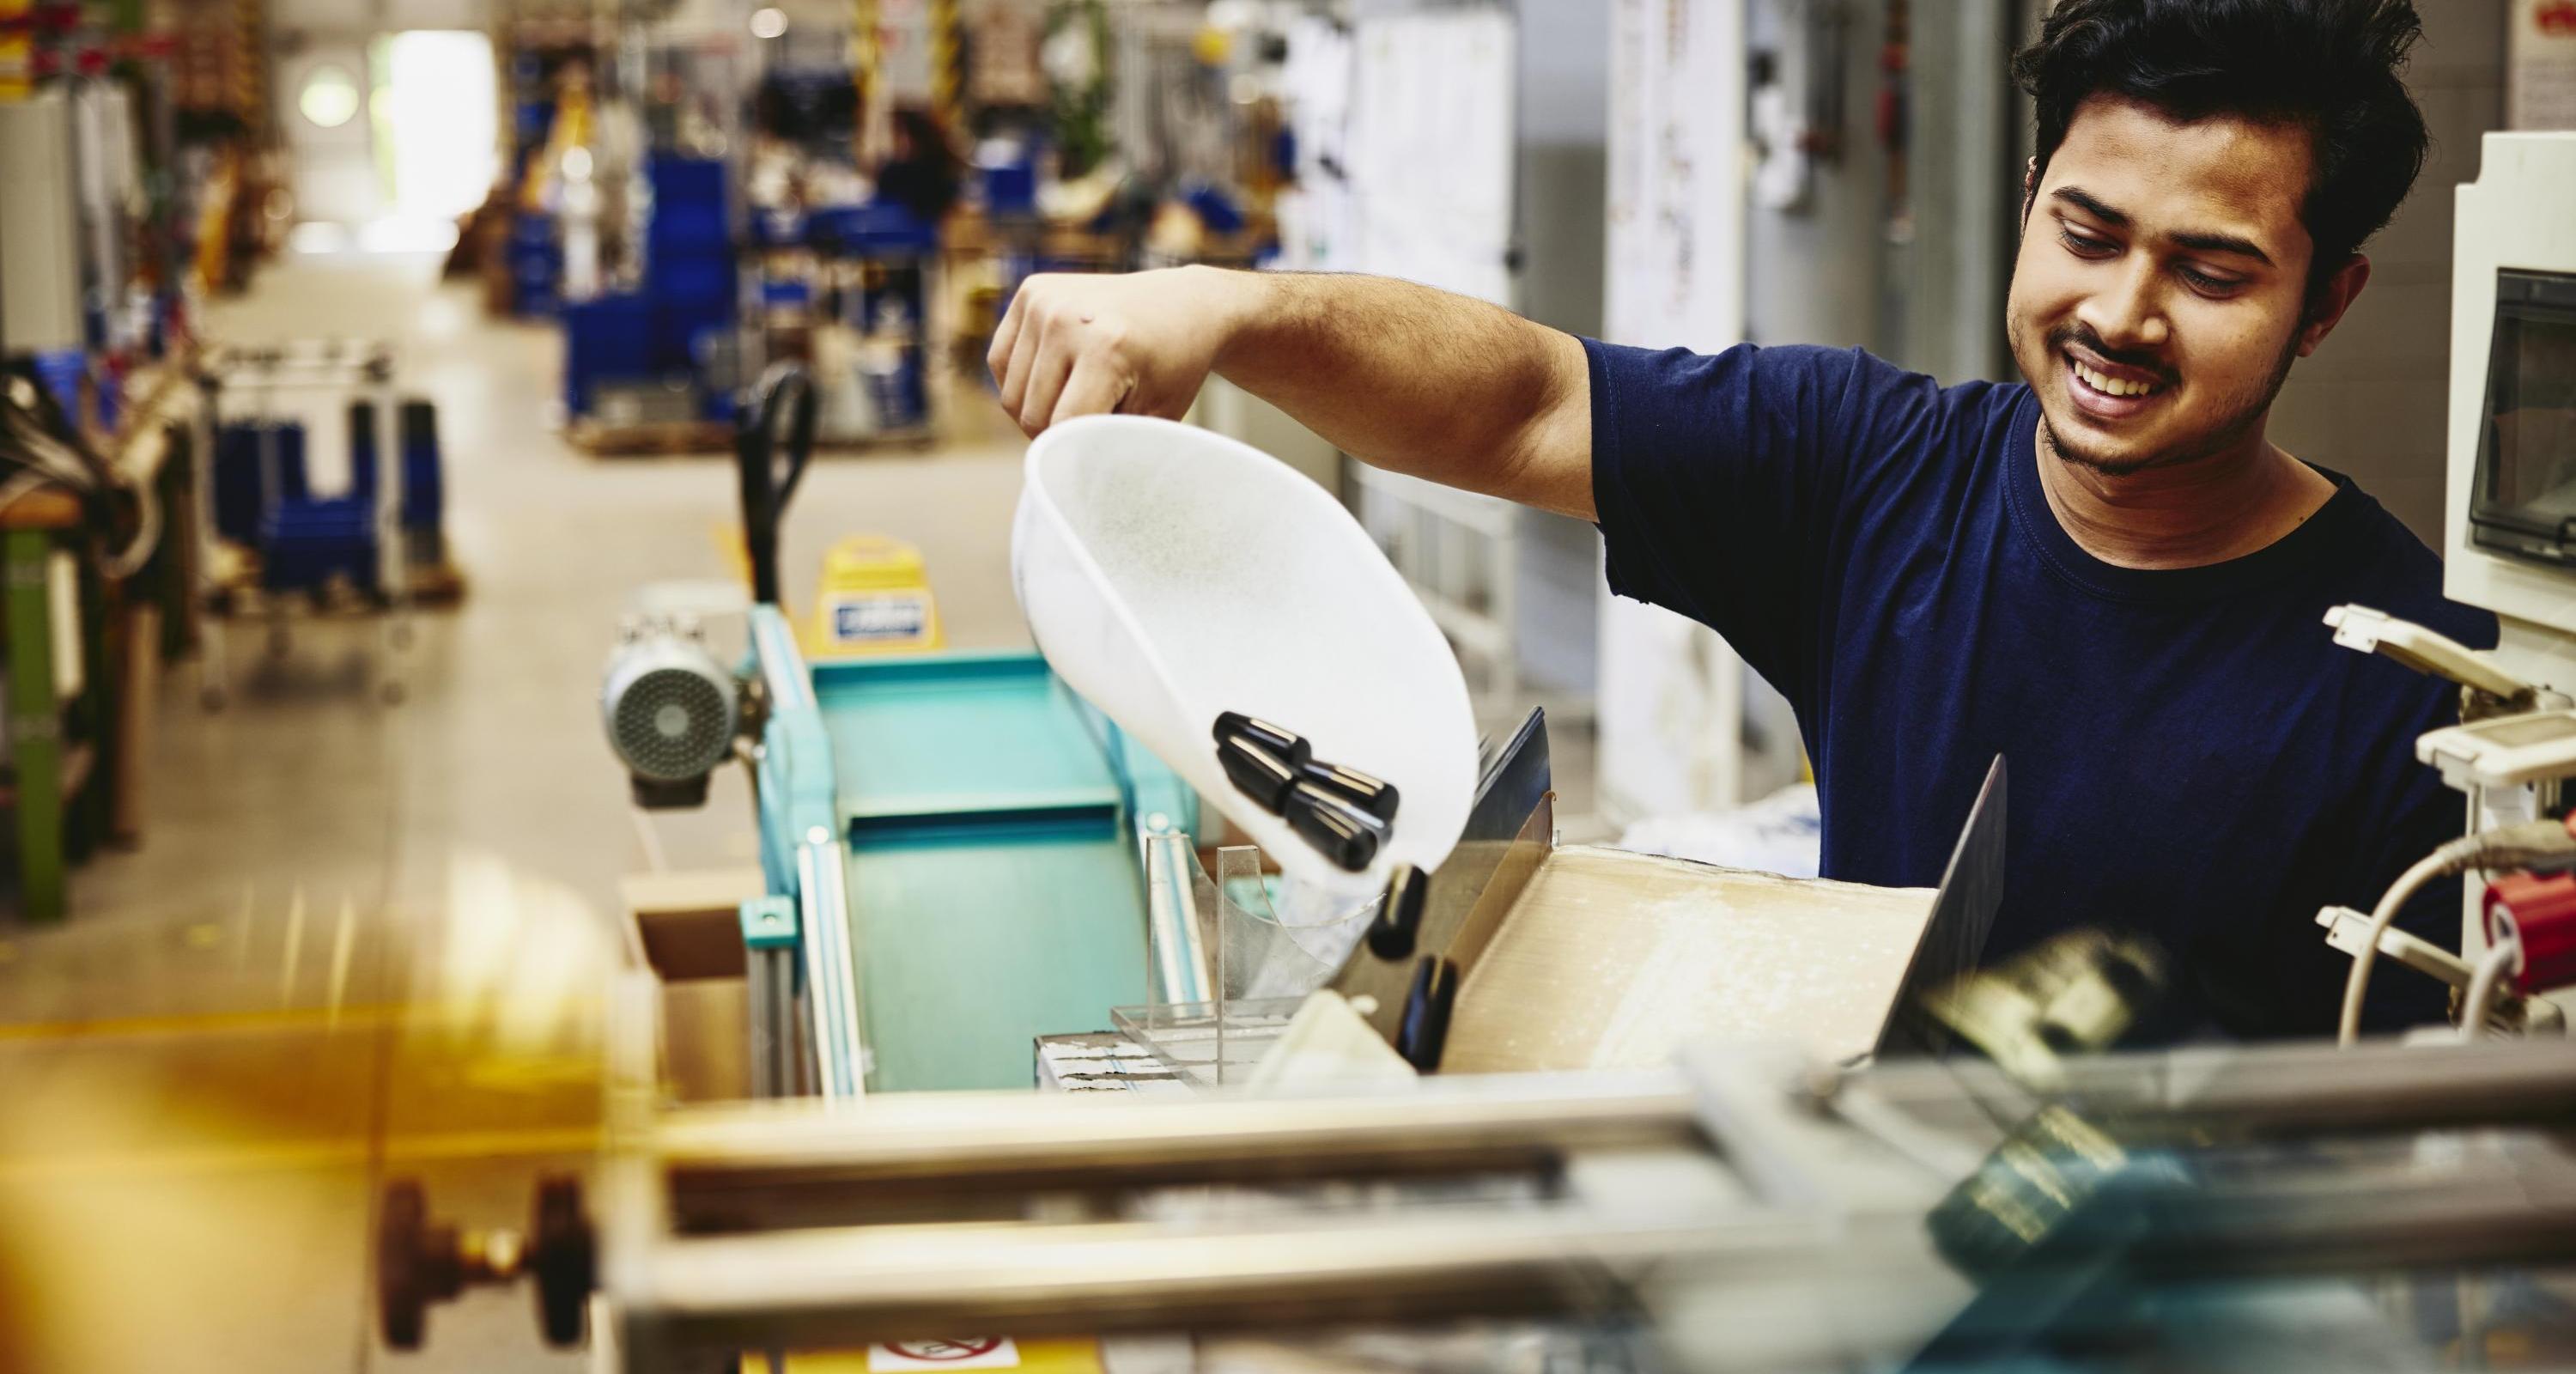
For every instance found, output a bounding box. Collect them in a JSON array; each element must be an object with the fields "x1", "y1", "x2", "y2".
[
  {"x1": 597, "y1": 365, "x2": 1197, "y2": 1097},
  {"x1": 381, "y1": 994, "x2": 2576, "y2": 1371},
  {"x1": 408, "y1": 137, "x2": 2576, "y2": 1371},
  {"x1": 2318, "y1": 131, "x2": 2576, "y2": 1043}
]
